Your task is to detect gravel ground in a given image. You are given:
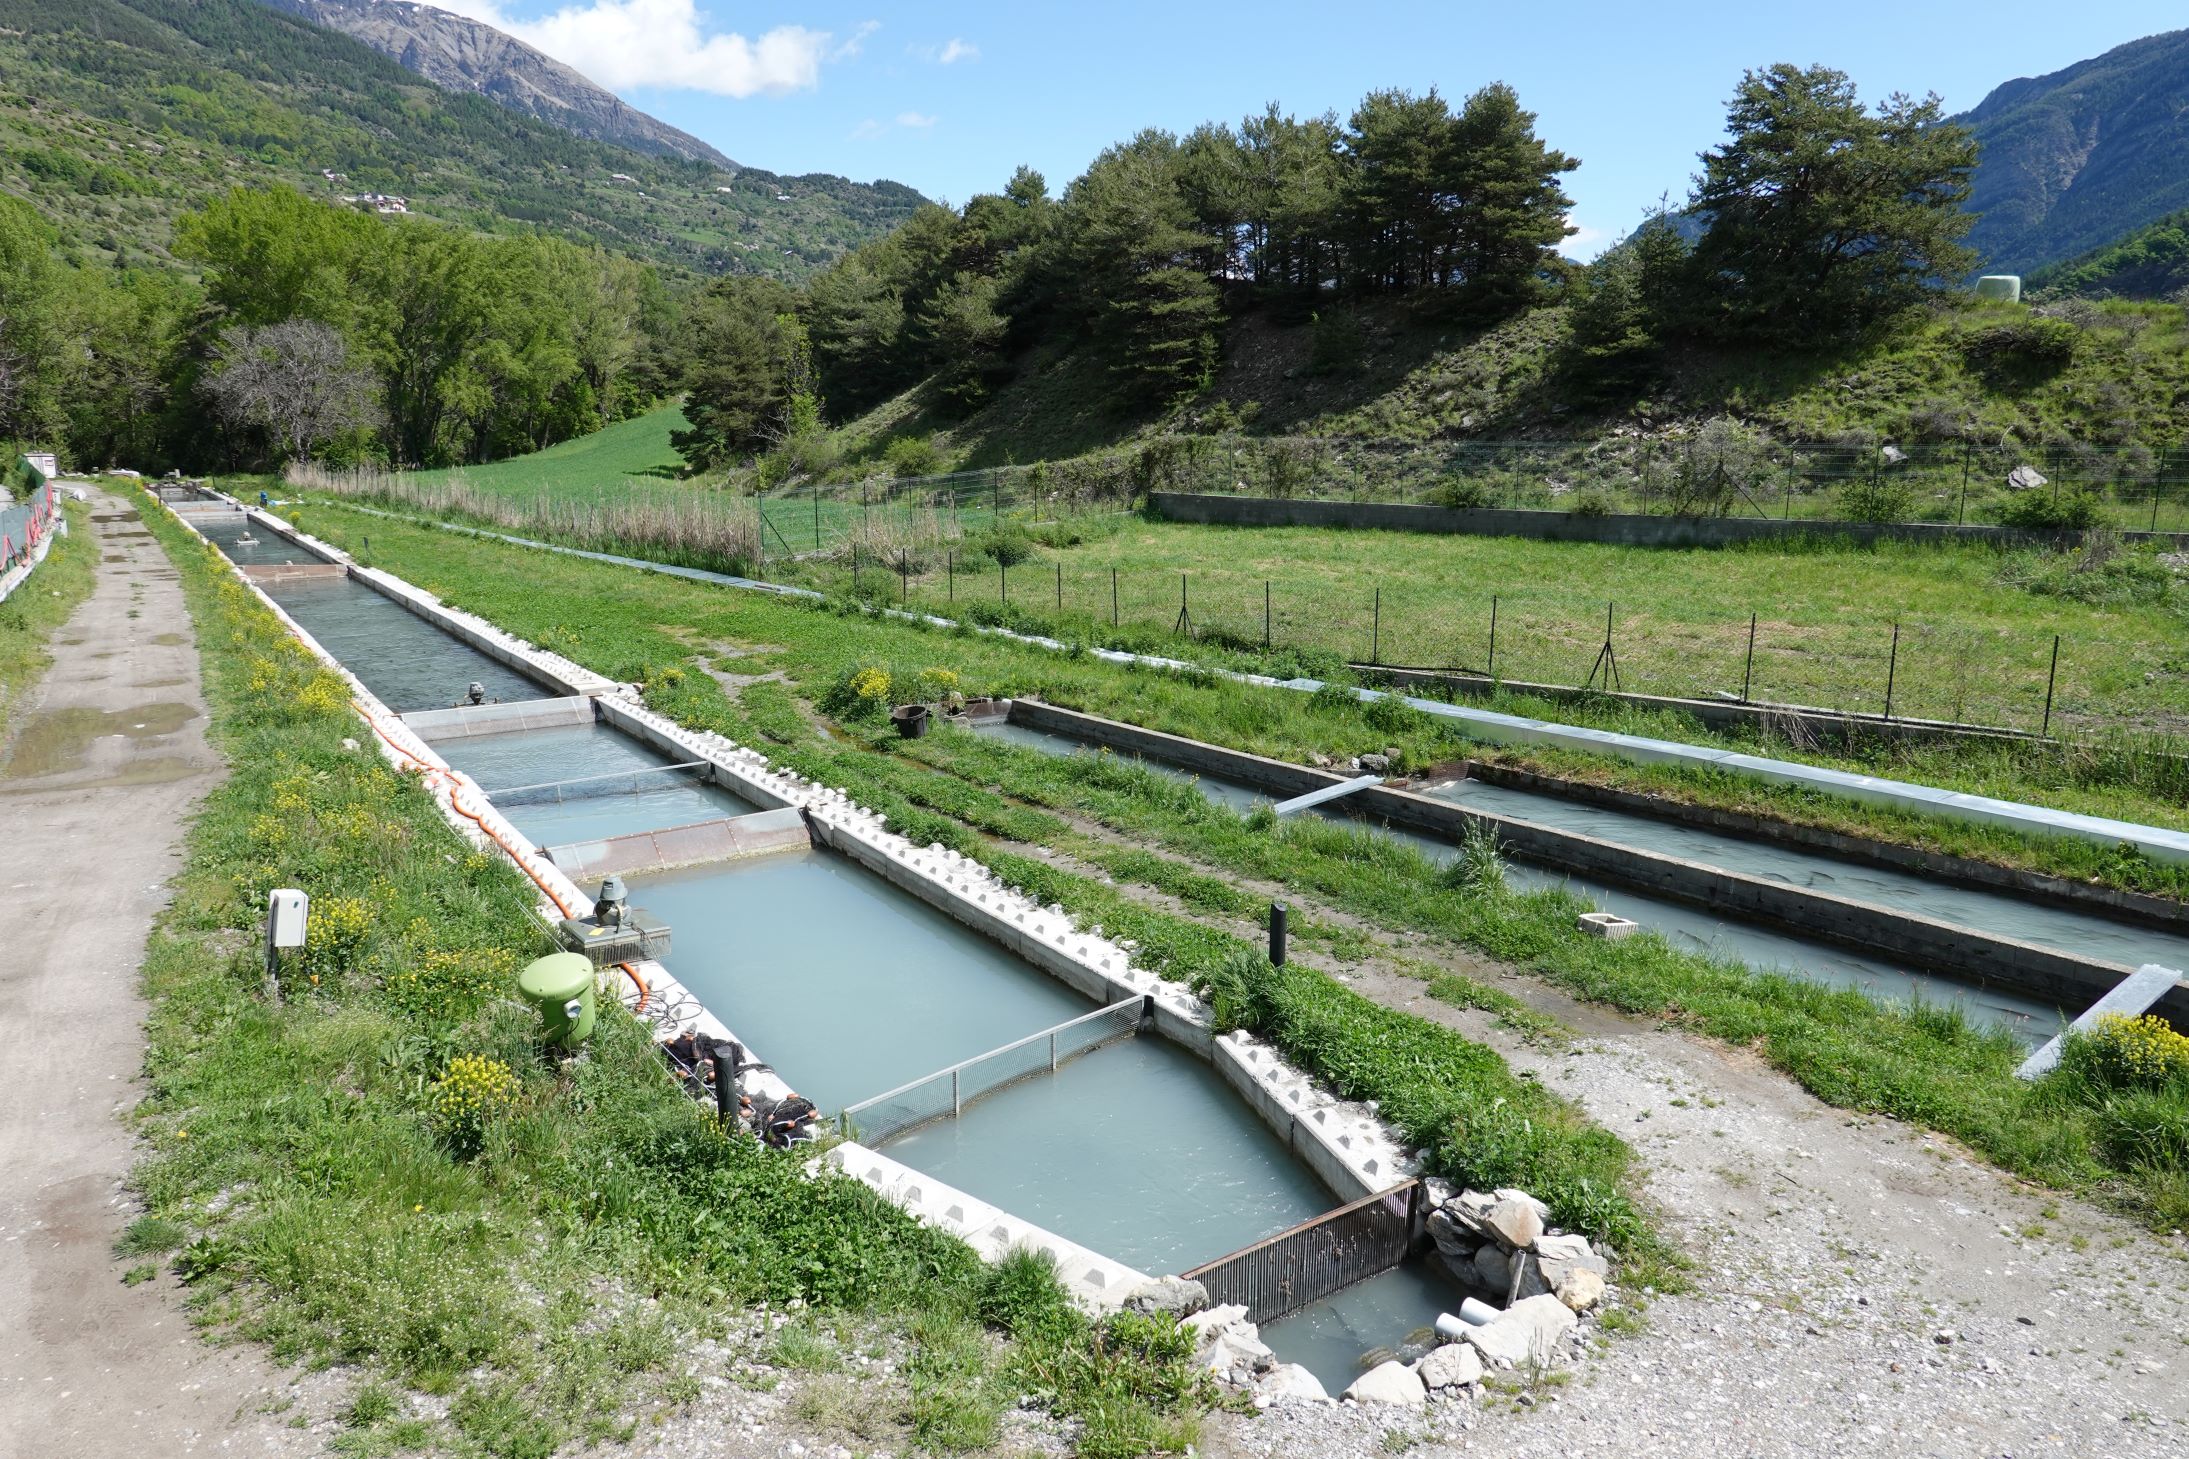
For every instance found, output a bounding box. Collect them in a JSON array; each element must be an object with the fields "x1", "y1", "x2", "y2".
[{"x1": 1201, "y1": 971, "x2": 2189, "y2": 1459}]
